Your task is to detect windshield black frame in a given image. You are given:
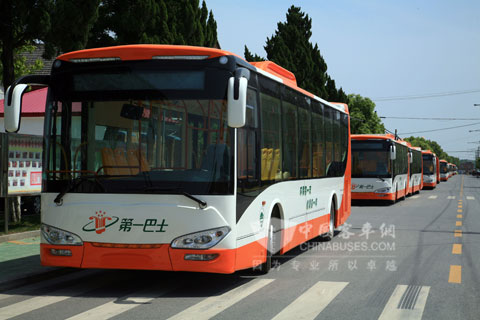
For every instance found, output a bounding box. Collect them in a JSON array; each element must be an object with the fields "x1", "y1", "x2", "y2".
[{"x1": 43, "y1": 58, "x2": 236, "y2": 195}]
